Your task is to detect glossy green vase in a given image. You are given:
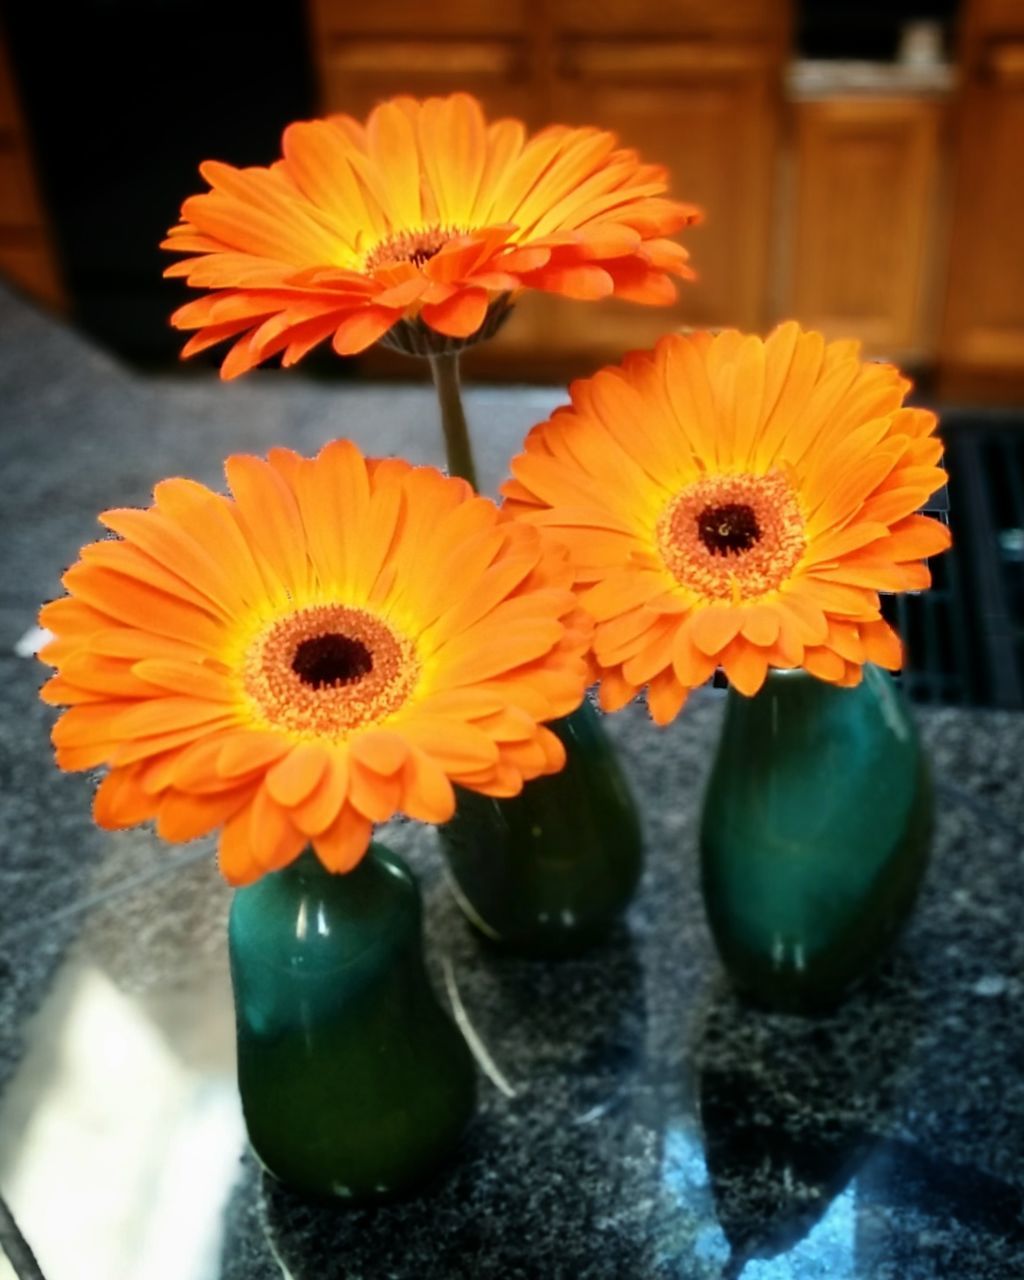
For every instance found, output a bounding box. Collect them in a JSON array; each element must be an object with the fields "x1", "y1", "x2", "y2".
[
  {"x1": 700, "y1": 665, "x2": 932, "y2": 1014},
  {"x1": 228, "y1": 844, "x2": 476, "y2": 1199},
  {"x1": 437, "y1": 701, "x2": 643, "y2": 956}
]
